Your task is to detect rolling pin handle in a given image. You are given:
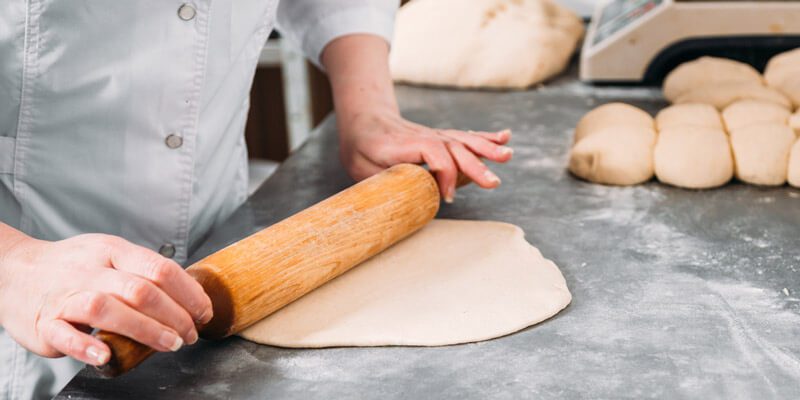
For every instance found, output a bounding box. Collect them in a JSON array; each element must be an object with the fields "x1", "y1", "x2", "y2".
[{"x1": 94, "y1": 331, "x2": 156, "y2": 378}]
